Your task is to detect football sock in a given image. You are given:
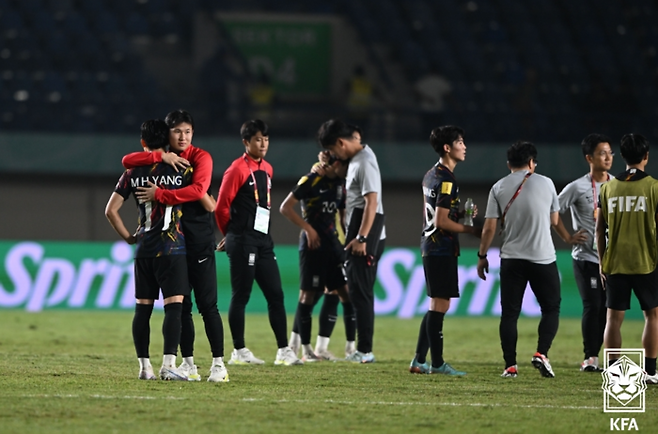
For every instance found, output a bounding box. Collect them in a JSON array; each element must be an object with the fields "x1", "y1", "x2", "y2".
[
  {"x1": 319, "y1": 293, "x2": 339, "y2": 338},
  {"x1": 414, "y1": 312, "x2": 429, "y2": 364},
  {"x1": 180, "y1": 297, "x2": 195, "y2": 358},
  {"x1": 212, "y1": 357, "x2": 224, "y2": 367},
  {"x1": 138, "y1": 357, "x2": 152, "y2": 371},
  {"x1": 342, "y1": 301, "x2": 356, "y2": 342},
  {"x1": 427, "y1": 310, "x2": 445, "y2": 368},
  {"x1": 646, "y1": 357, "x2": 657, "y2": 376},
  {"x1": 295, "y1": 302, "x2": 314, "y2": 345},
  {"x1": 132, "y1": 303, "x2": 154, "y2": 358},
  {"x1": 162, "y1": 302, "x2": 183, "y2": 357},
  {"x1": 315, "y1": 335, "x2": 330, "y2": 352},
  {"x1": 183, "y1": 356, "x2": 194, "y2": 367}
]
